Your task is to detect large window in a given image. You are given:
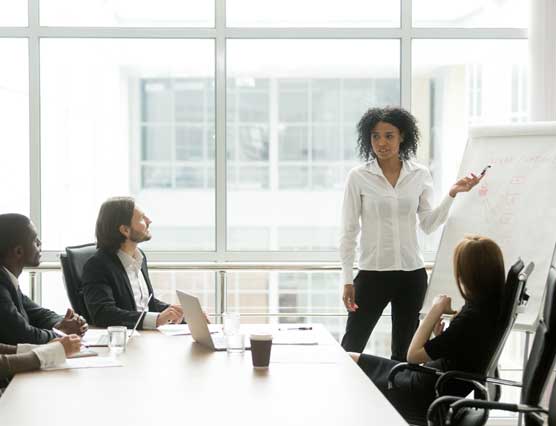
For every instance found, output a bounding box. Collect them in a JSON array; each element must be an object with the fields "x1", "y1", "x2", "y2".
[
  {"x1": 40, "y1": 0, "x2": 214, "y2": 27},
  {"x1": 1, "y1": 2, "x2": 530, "y2": 394},
  {"x1": 227, "y1": 39, "x2": 400, "y2": 251},
  {"x1": 227, "y1": 0, "x2": 399, "y2": 27},
  {"x1": 0, "y1": 39, "x2": 29, "y2": 215},
  {"x1": 0, "y1": 1, "x2": 27, "y2": 26},
  {"x1": 40, "y1": 39, "x2": 215, "y2": 251},
  {"x1": 140, "y1": 78, "x2": 215, "y2": 190},
  {"x1": 413, "y1": 0, "x2": 528, "y2": 28},
  {"x1": 1, "y1": 1, "x2": 527, "y2": 261}
]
